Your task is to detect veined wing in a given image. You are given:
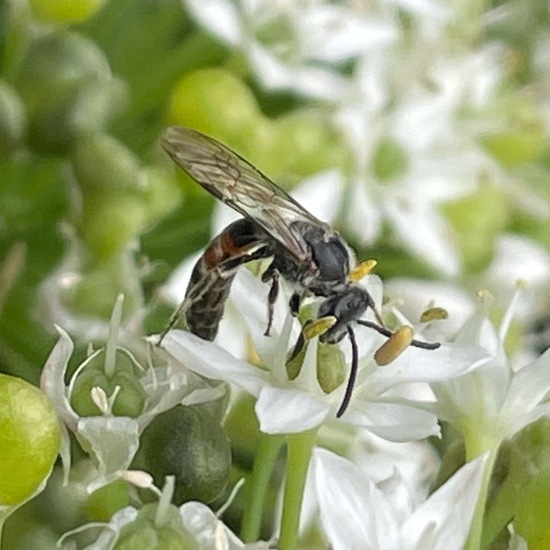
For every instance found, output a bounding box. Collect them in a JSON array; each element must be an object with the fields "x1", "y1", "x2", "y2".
[{"x1": 161, "y1": 126, "x2": 331, "y2": 263}]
